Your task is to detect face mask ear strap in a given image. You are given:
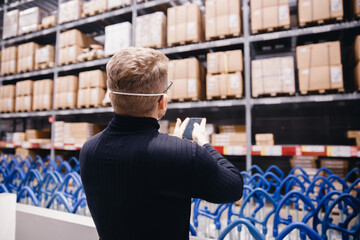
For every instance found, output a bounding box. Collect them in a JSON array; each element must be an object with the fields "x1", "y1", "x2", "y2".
[{"x1": 109, "y1": 90, "x2": 166, "y2": 97}]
